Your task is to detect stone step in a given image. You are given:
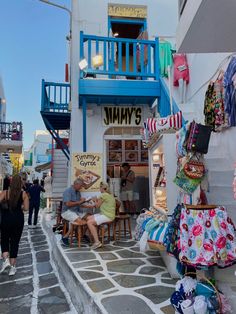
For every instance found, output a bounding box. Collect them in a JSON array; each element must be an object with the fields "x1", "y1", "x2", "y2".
[
  {"x1": 208, "y1": 170, "x2": 233, "y2": 186},
  {"x1": 206, "y1": 186, "x2": 234, "y2": 202},
  {"x1": 205, "y1": 157, "x2": 234, "y2": 171}
]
